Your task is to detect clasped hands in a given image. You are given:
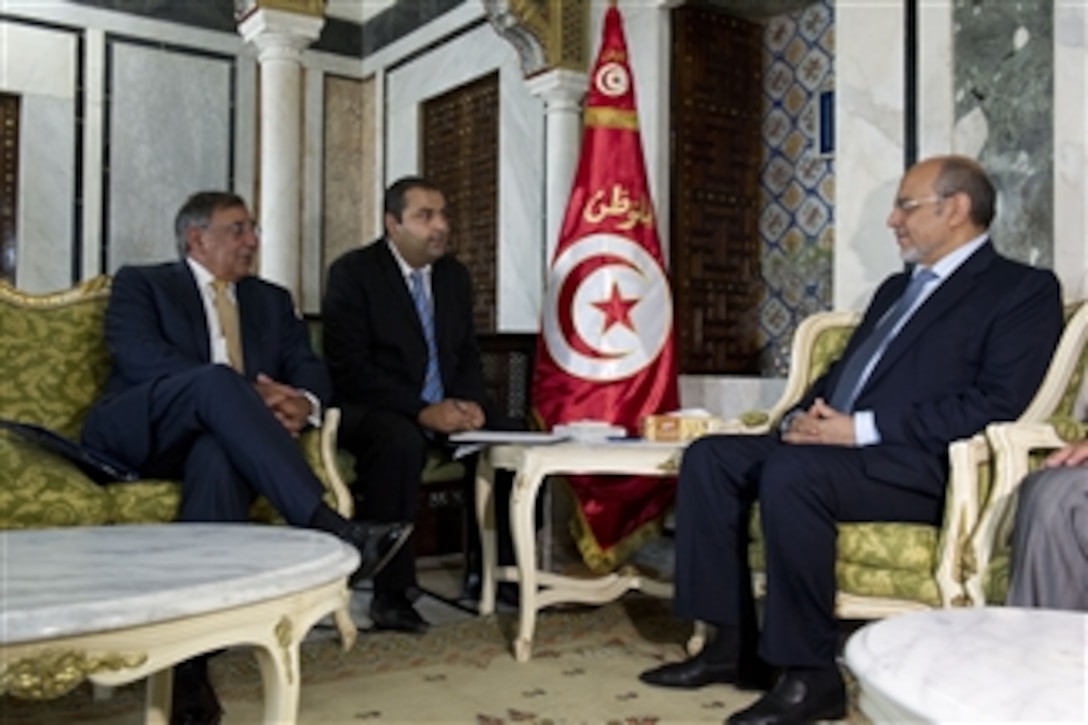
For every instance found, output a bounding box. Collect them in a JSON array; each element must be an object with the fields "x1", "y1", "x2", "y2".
[
  {"x1": 254, "y1": 373, "x2": 312, "y2": 436},
  {"x1": 418, "y1": 398, "x2": 485, "y2": 434},
  {"x1": 781, "y1": 398, "x2": 856, "y2": 447}
]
